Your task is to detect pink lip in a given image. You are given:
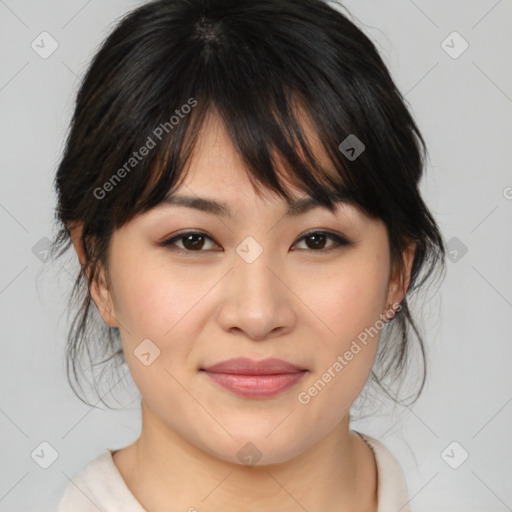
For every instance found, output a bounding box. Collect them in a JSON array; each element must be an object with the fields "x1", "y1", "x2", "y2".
[{"x1": 201, "y1": 357, "x2": 307, "y2": 398}]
